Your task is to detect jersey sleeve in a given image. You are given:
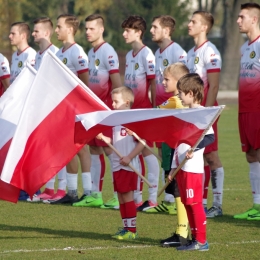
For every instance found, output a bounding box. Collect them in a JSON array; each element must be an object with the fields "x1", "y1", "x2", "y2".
[
  {"x1": 28, "y1": 49, "x2": 36, "y2": 67},
  {"x1": 104, "y1": 46, "x2": 119, "y2": 74},
  {"x1": 71, "y1": 47, "x2": 89, "y2": 74},
  {"x1": 0, "y1": 55, "x2": 10, "y2": 79},
  {"x1": 143, "y1": 49, "x2": 155, "y2": 79},
  {"x1": 204, "y1": 45, "x2": 221, "y2": 73}
]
